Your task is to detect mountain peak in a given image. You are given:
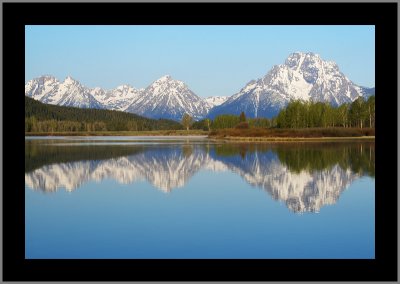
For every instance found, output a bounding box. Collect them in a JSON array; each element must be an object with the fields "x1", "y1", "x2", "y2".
[
  {"x1": 152, "y1": 75, "x2": 186, "y2": 88},
  {"x1": 284, "y1": 51, "x2": 322, "y2": 69},
  {"x1": 64, "y1": 76, "x2": 78, "y2": 85},
  {"x1": 116, "y1": 84, "x2": 133, "y2": 90},
  {"x1": 157, "y1": 75, "x2": 173, "y2": 82},
  {"x1": 289, "y1": 51, "x2": 320, "y2": 58},
  {"x1": 27, "y1": 75, "x2": 58, "y2": 84},
  {"x1": 39, "y1": 74, "x2": 57, "y2": 80},
  {"x1": 126, "y1": 75, "x2": 208, "y2": 121}
]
